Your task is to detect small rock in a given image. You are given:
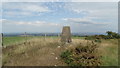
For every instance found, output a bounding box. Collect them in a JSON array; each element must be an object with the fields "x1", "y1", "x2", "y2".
[
  {"x1": 51, "y1": 53, "x2": 55, "y2": 55},
  {"x1": 55, "y1": 57, "x2": 58, "y2": 59},
  {"x1": 57, "y1": 46, "x2": 60, "y2": 48},
  {"x1": 3, "y1": 46, "x2": 6, "y2": 48}
]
